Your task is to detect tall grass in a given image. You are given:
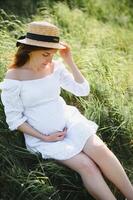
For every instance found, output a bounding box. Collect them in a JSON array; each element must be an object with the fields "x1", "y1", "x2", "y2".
[{"x1": 0, "y1": 1, "x2": 133, "y2": 199}]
